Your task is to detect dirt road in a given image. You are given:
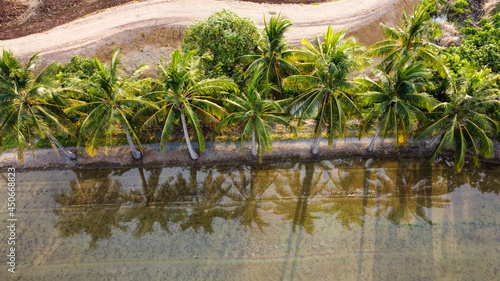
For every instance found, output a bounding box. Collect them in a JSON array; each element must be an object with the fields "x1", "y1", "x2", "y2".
[{"x1": 0, "y1": 0, "x2": 419, "y2": 69}]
